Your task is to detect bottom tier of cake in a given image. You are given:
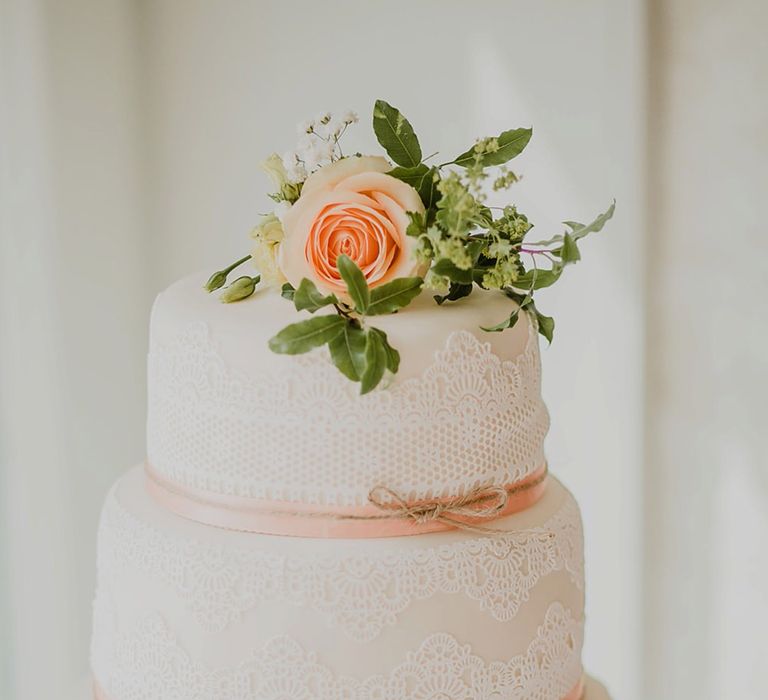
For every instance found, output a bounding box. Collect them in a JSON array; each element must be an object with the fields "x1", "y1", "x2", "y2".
[{"x1": 91, "y1": 466, "x2": 588, "y2": 699}]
